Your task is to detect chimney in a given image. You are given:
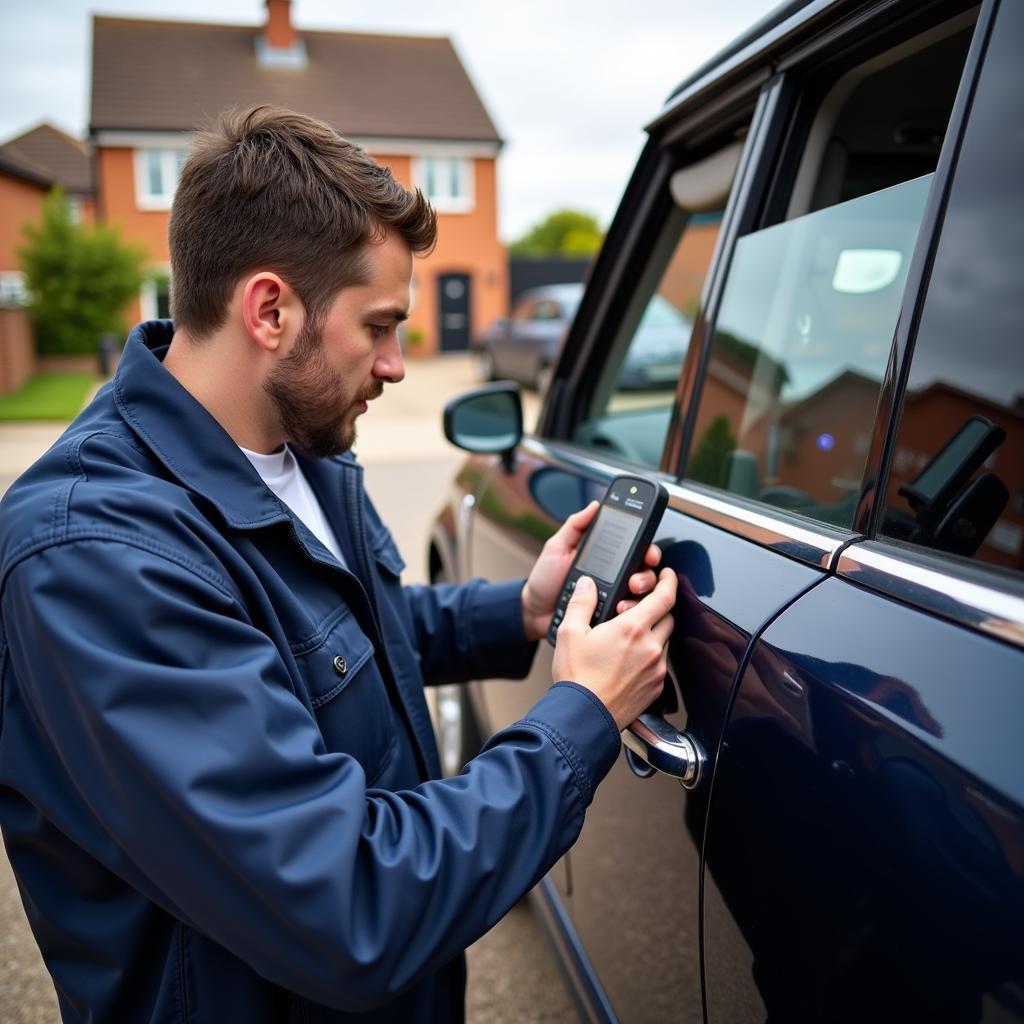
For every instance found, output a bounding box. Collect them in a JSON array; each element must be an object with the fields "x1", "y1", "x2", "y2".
[
  {"x1": 265, "y1": 0, "x2": 294, "y2": 50},
  {"x1": 257, "y1": 0, "x2": 307, "y2": 68}
]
